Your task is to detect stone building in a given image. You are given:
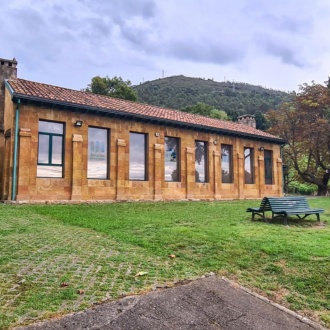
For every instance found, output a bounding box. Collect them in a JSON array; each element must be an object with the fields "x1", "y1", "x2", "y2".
[{"x1": 0, "y1": 58, "x2": 285, "y2": 202}]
